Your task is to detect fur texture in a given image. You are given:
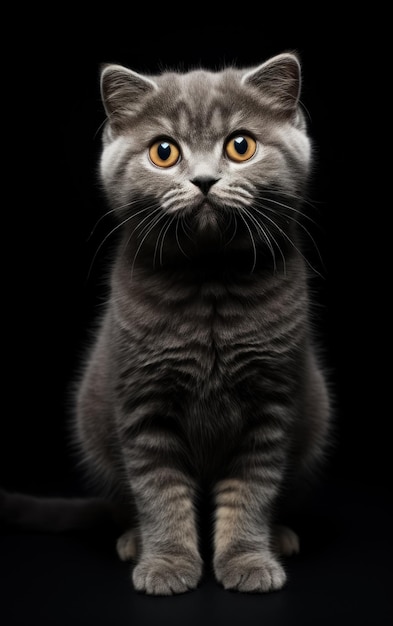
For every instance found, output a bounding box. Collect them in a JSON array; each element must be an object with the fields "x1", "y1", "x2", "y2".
[{"x1": 44, "y1": 52, "x2": 332, "y2": 595}]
